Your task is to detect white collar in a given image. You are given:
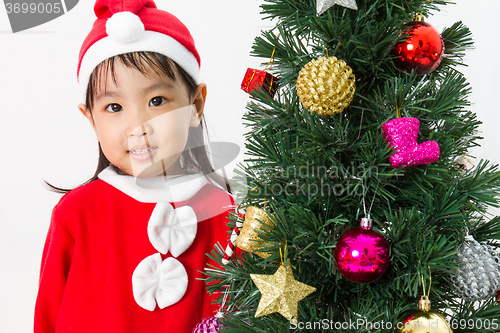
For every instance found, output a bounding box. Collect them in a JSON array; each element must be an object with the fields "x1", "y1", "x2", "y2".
[{"x1": 98, "y1": 166, "x2": 208, "y2": 203}]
